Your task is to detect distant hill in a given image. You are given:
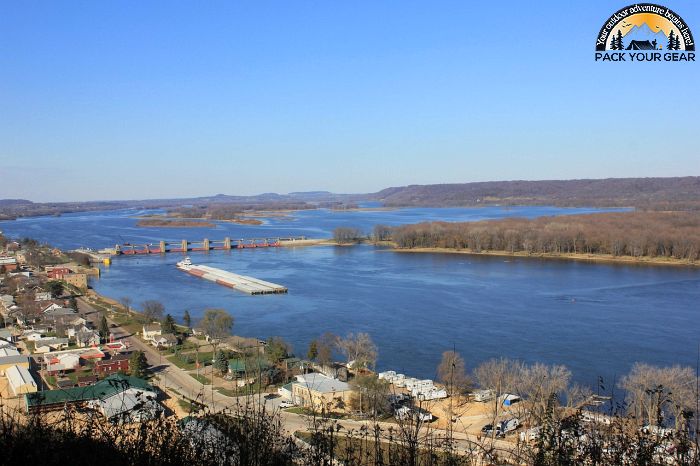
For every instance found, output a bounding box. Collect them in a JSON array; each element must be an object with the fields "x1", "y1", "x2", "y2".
[
  {"x1": 0, "y1": 199, "x2": 34, "y2": 206},
  {"x1": 371, "y1": 177, "x2": 700, "y2": 210},
  {"x1": 2, "y1": 177, "x2": 699, "y2": 220}
]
